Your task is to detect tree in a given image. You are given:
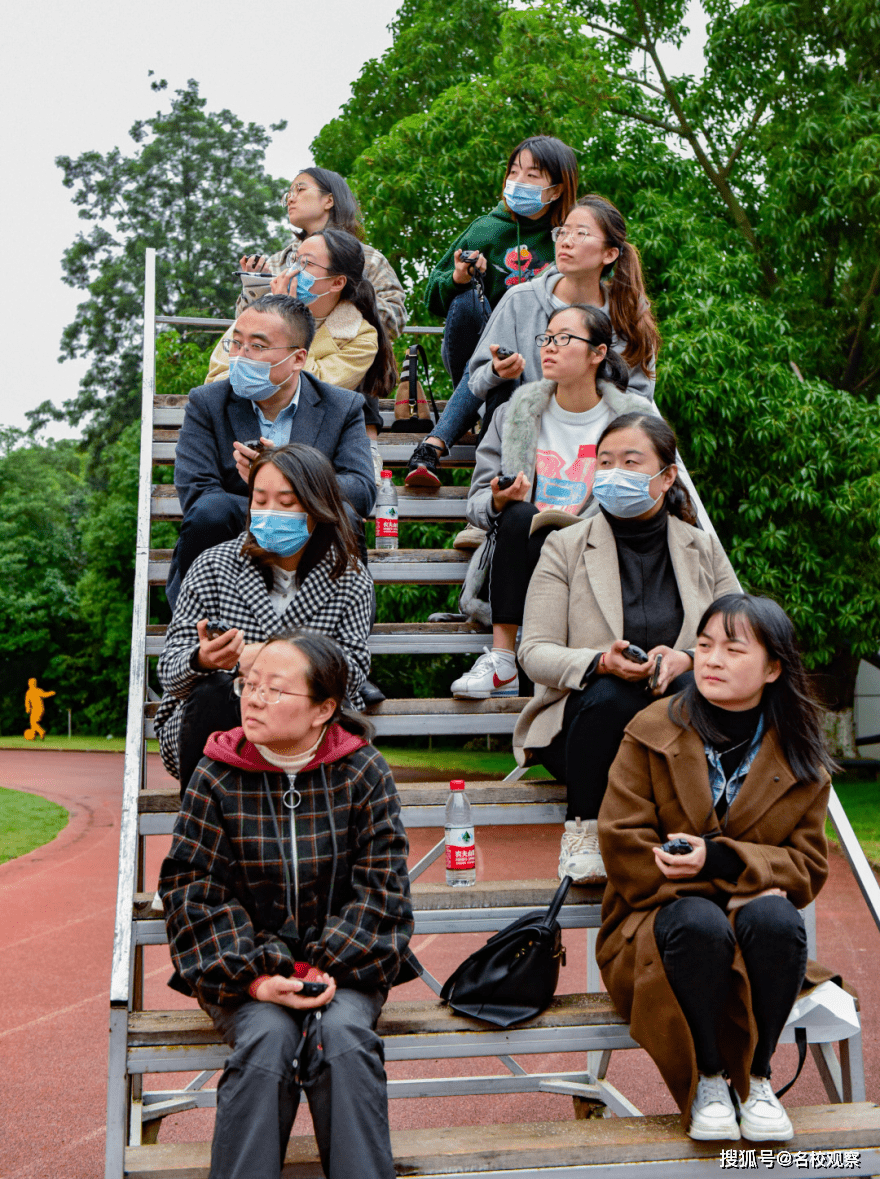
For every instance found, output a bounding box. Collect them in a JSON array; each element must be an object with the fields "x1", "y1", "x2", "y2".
[
  {"x1": 38, "y1": 77, "x2": 289, "y2": 452},
  {"x1": 312, "y1": 0, "x2": 880, "y2": 749}
]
